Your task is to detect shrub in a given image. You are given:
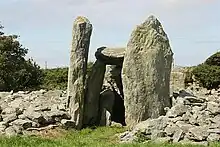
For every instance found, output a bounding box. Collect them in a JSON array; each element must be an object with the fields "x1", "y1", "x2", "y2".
[
  {"x1": 205, "y1": 51, "x2": 220, "y2": 66},
  {"x1": 41, "y1": 62, "x2": 94, "y2": 90},
  {"x1": 41, "y1": 67, "x2": 68, "y2": 90},
  {"x1": 0, "y1": 24, "x2": 43, "y2": 91},
  {"x1": 192, "y1": 64, "x2": 220, "y2": 90}
]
